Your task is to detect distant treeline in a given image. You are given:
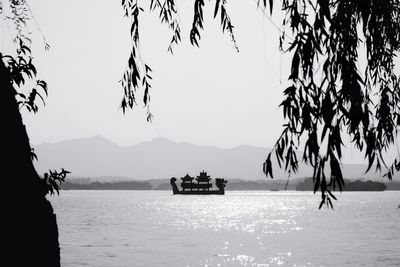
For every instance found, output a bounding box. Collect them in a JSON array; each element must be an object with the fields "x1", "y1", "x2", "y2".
[
  {"x1": 152, "y1": 178, "x2": 399, "y2": 191},
  {"x1": 61, "y1": 177, "x2": 400, "y2": 191},
  {"x1": 296, "y1": 178, "x2": 387, "y2": 191},
  {"x1": 61, "y1": 181, "x2": 152, "y2": 190}
]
